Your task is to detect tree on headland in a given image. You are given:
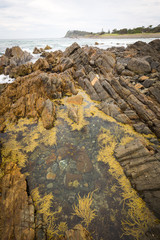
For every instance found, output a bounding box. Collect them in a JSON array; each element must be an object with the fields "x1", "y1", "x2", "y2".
[{"x1": 111, "y1": 24, "x2": 160, "y2": 34}]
